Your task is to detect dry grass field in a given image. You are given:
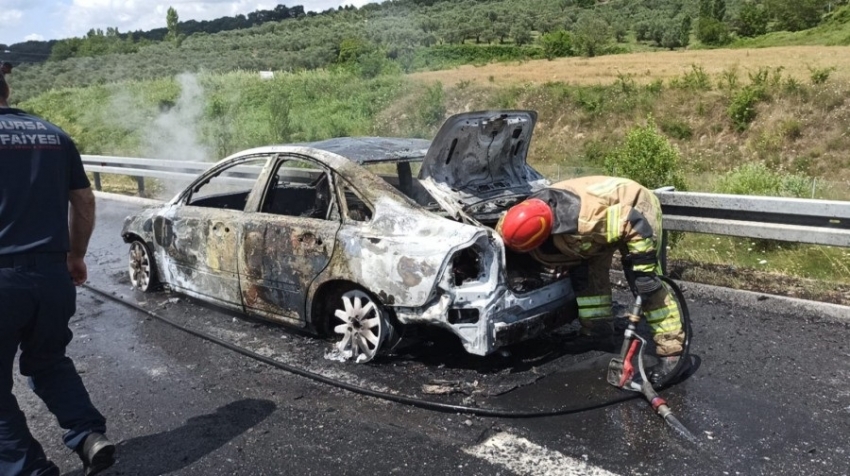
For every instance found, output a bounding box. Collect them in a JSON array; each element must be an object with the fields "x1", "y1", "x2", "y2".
[{"x1": 410, "y1": 46, "x2": 850, "y2": 86}]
